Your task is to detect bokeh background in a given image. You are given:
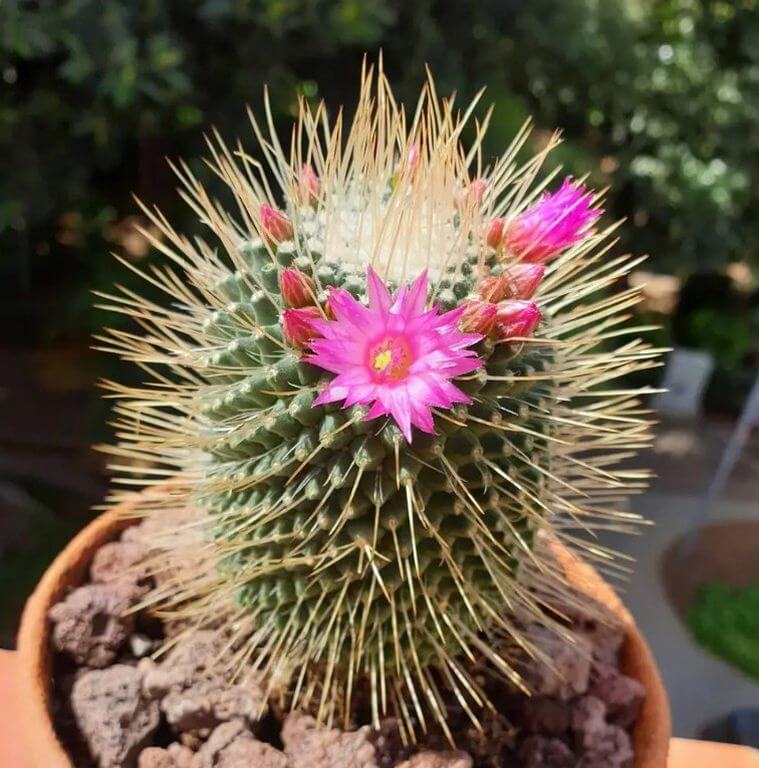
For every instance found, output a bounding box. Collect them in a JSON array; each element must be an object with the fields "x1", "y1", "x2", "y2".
[{"x1": 1, "y1": 0, "x2": 758, "y2": 740}]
